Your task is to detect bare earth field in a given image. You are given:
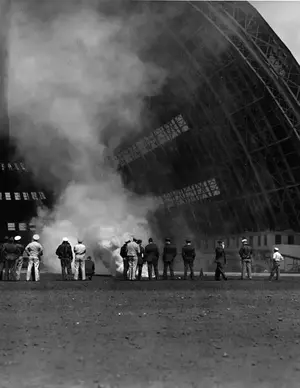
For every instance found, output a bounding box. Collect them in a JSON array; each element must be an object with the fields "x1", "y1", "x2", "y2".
[{"x1": 1, "y1": 275, "x2": 300, "y2": 388}]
